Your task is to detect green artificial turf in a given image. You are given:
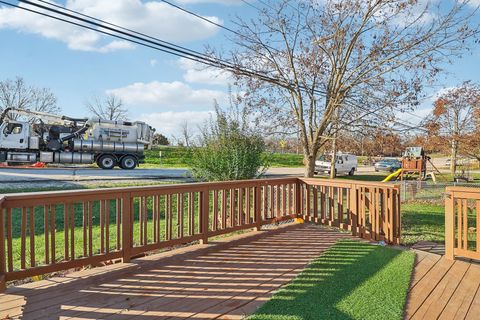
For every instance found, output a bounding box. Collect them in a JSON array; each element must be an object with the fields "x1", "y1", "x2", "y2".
[{"x1": 249, "y1": 240, "x2": 415, "y2": 320}]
